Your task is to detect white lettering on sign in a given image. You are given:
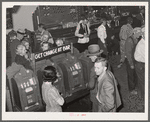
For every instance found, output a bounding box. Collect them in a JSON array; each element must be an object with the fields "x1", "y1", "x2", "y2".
[
  {"x1": 43, "y1": 48, "x2": 58, "y2": 57},
  {"x1": 35, "y1": 53, "x2": 43, "y2": 60},
  {"x1": 72, "y1": 71, "x2": 78, "y2": 75},
  {"x1": 58, "y1": 47, "x2": 62, "y2": 52},
  {"x1": 43, "y1": 50, "x2": 53, "y2": 57},
  {"x1": 63, "y1": 45, "x2": 71, "y2": 51},
  {"x1": 34, "y1": 44, "x2": 71, "y2": 61}
]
